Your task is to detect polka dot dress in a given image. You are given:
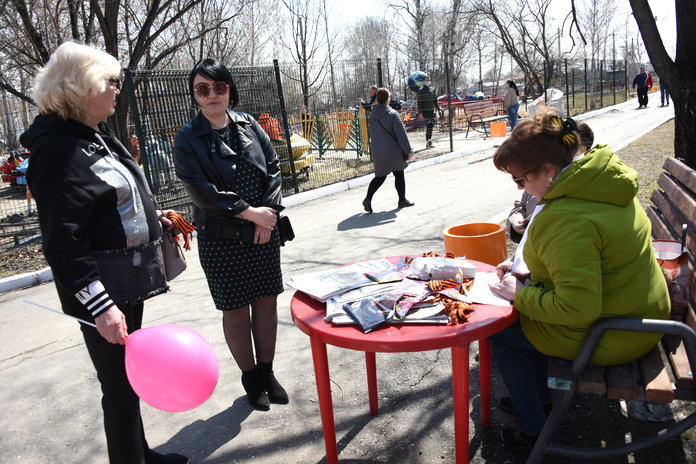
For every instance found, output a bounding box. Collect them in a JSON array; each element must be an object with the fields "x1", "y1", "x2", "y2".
[{"x1": 198, "y1": 124, "x2": 283, "y2": 310}]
